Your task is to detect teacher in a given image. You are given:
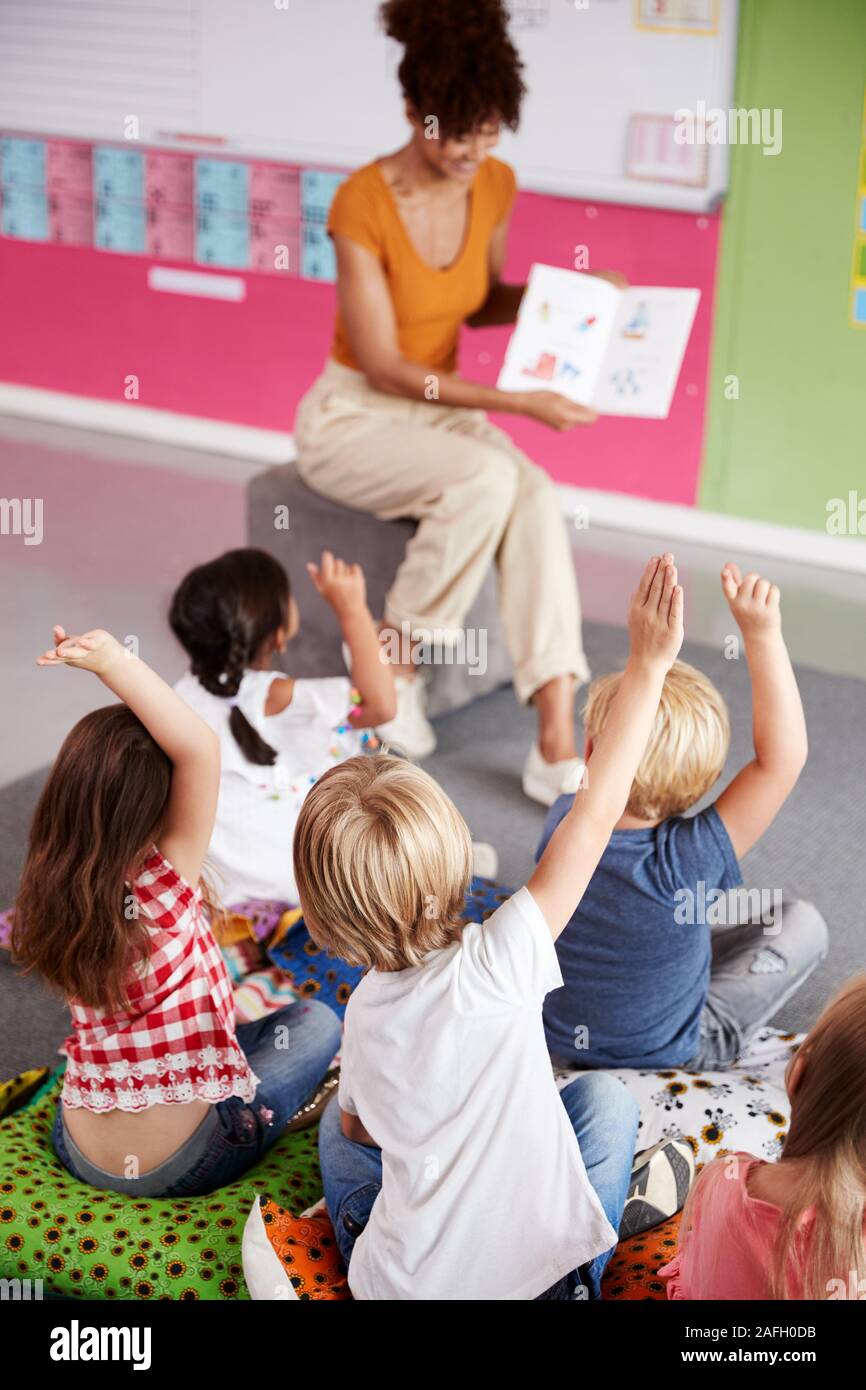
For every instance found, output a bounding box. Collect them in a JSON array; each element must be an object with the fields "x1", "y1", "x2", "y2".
[{"x1": 295, "y1": 0, "x2": 621, "y2": 805}]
